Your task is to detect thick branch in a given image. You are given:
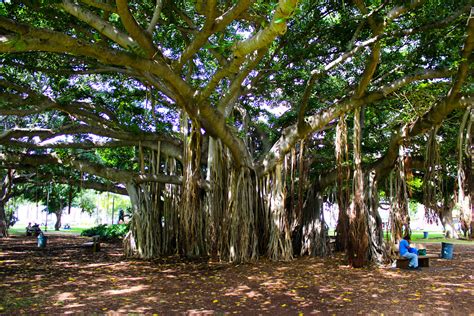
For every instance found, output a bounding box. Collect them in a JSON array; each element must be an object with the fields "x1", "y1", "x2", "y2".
[
  {"x1": 0, "y1": 152, "x2": 183, "y2": 186},
  {"x1": 233, "y1": 0, "x2": 298, "y2": 58},
  {"x1": 0, "y1": 17, "x2": 194, "y2": 106},
  {"x1": 79, "y1": 0, "x2": 117, "y2": 13},
  {"x1": 176, "y1": 0, "x2": 254, "y2": 70},
  {"x1": 259, "y1": 68, "x2": 453, "y2": 175},
  {"x1": 116, "y1": 0, "x2": 160, "y2": 58},
  {"x1": 59, "y1": 0, "x2": 138, "y2": 52},
  {"x1": 147, "y1": 0, "x2": 163, "y2": 34},
  {"x1": 0, "y1": 125, "x2": 181, "y2": 148}
]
